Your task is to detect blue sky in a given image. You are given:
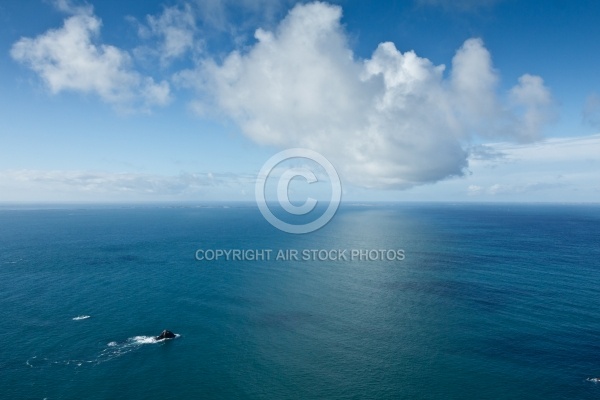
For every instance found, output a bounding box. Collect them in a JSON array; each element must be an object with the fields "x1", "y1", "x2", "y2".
[{"x1": 1, "y1": 0, "x2": 599, "y2": 202}]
